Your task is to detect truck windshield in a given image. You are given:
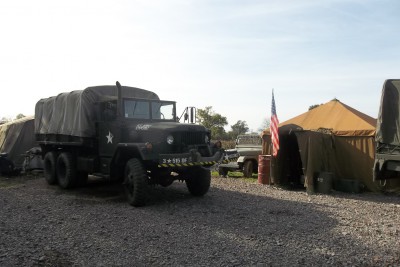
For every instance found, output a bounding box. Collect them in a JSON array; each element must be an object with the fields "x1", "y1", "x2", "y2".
[
  {"x1": 236, "y1": 135, "x2": 262, "y2": 146},
  {"x1": 124, "y1": 100, "x2": 175, "y2": 120}
]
